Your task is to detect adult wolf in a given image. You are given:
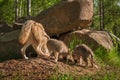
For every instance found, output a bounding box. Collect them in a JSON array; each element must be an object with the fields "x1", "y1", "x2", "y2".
[{"x1": 19, "y1": 20, "x2": 50, "y2": 59}]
